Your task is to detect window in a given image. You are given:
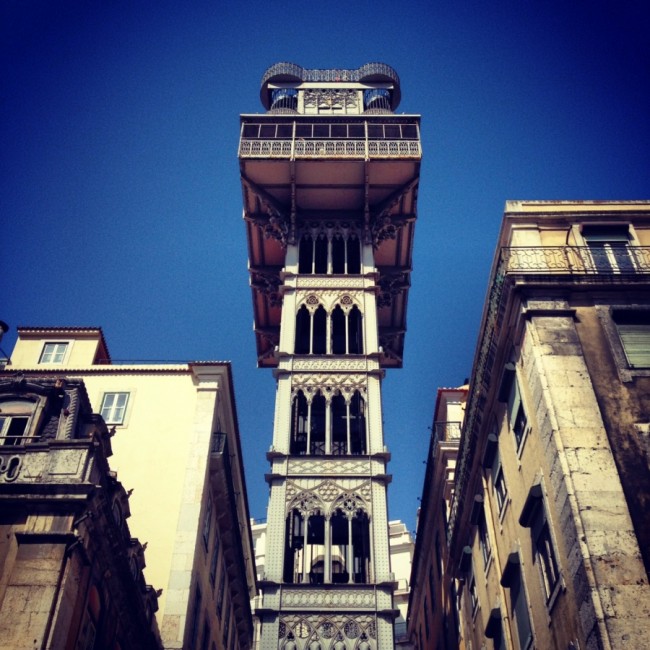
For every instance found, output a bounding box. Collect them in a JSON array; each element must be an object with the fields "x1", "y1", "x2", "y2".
[
  {"x1": 501, "y1": 553, "x2": 532, "y2": 650},
  {"x1": 613, "y1": 310, "x2": 650, "y2": 368},
  {"x1": 216, "y1": 569, "x2": 225, "y2": 618},
  {"x1": 582, "y1": 224, "x2": 635, "y2": 273},
  {"x1": 100, "y1": 392, "x2": 129, "y2": 425},
  {"x1": 202, "y1": 496, "x2": 212, "y2": 551},
  {"x1": 209, "y1": 533, "x2": 220, "y2": 587},
  {"x1": 485, "y1": 608, "x2": 506, "y2": 650},
  {"x1": 519, "y1": 483, "x2": 561, "y2": 603},
  {"x1": 507, "y1": 378, "x2": 528, "y2": 451},
  {"x1": 289, "y1": 389, "x2": 366, "y2": 457},
  {"x1": 283, "y1": 506, "x2": 370, "y2": 585},
  {"x1": 478, "y1": 509, "x2": 492, "y2": 568},
  {"x1": 298, "y1": 230, "x2": 361, "y2": 275},
  {"x1": 468, "y1": 563, "x2": 479, "y2": 617},
  {"x1": 39, "y1": 342, "x2": 68, "y2": 364},
  {"x1": 0, "y1": 399, "x2": 35, "y2": 446},
  {"x1": 190, "y1": 586, "x2": 201, "y2": 649},
  {"x1": 494, "y1": 463, "x2": 508, "y2": 514}
]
